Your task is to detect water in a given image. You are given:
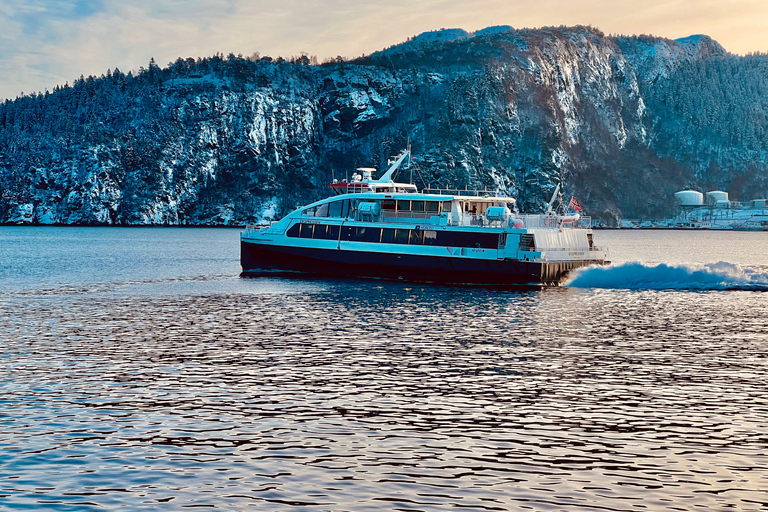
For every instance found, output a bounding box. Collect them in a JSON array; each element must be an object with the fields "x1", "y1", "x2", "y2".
[{"x1": 2, "y1": 227, "x2": 768, "y2": 510}]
